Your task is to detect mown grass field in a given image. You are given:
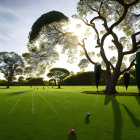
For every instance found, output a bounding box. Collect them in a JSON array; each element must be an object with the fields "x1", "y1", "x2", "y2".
[{"x1": 0, "y1": 86, "x2": 140, "y2": 140}]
